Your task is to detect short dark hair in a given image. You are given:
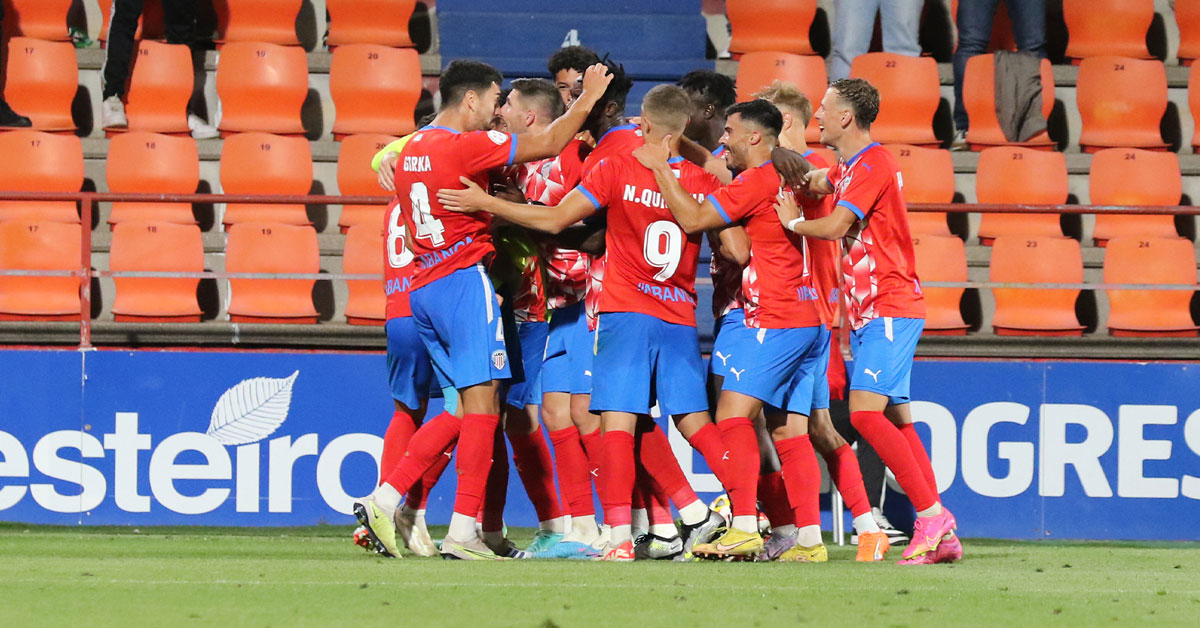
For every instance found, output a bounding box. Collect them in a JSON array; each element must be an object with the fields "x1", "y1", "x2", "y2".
[
  {"x1": 440, "y1": 59, "x2": 503, "y2": 107},
  {"x1": 597, "y1": 56, "x2": 634, "y2": 110},
  {"x1": 676, "y1": 69, "x2": 737, "y2": 111},
  {"x1": 829, "y1": 78, "x2": 880, "y2": 129},
  {"x1": 510, "y1": 78, "x2": 566, "y2": 120},
  {"x1": 725, "y1": 99, "x2": 783, "y2": 138},
  {"x1": 547, "y1": 46, "x2": 601, "y2": 76}
]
